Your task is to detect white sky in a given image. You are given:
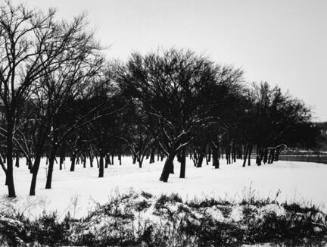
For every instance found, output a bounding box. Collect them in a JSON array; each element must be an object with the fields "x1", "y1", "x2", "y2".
[{"x1": 11, "y1": 0, "x2": 327, "y2": 121}]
